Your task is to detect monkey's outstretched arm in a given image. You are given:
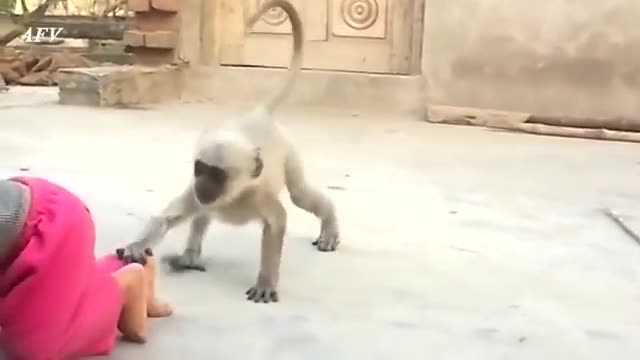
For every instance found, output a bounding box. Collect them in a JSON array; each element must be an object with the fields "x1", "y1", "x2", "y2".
[{"x1": 118, "y1": 187, "x2": 199, "y2": 263}]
